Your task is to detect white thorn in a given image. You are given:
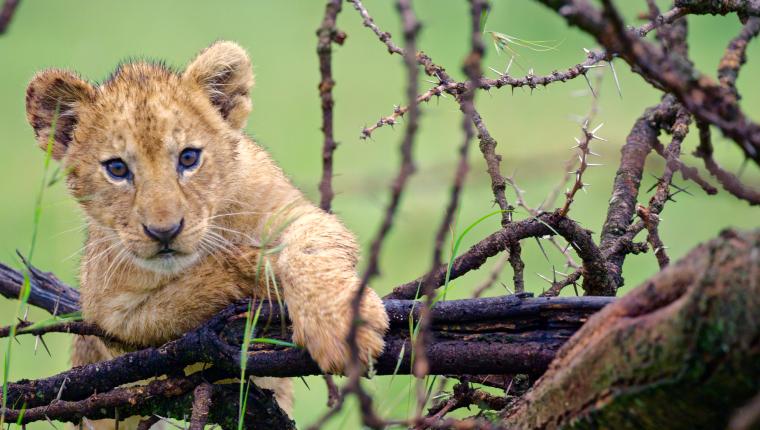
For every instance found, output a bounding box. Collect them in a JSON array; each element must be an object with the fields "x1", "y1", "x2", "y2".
[{"x1": 609, "y1": 60, "x2": 623, "y2": 98}]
